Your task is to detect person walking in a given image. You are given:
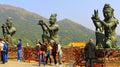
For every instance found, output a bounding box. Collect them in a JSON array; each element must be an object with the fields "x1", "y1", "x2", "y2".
[{"x1": 84, "y1": 38, "x2": 96, "y2": 67}]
